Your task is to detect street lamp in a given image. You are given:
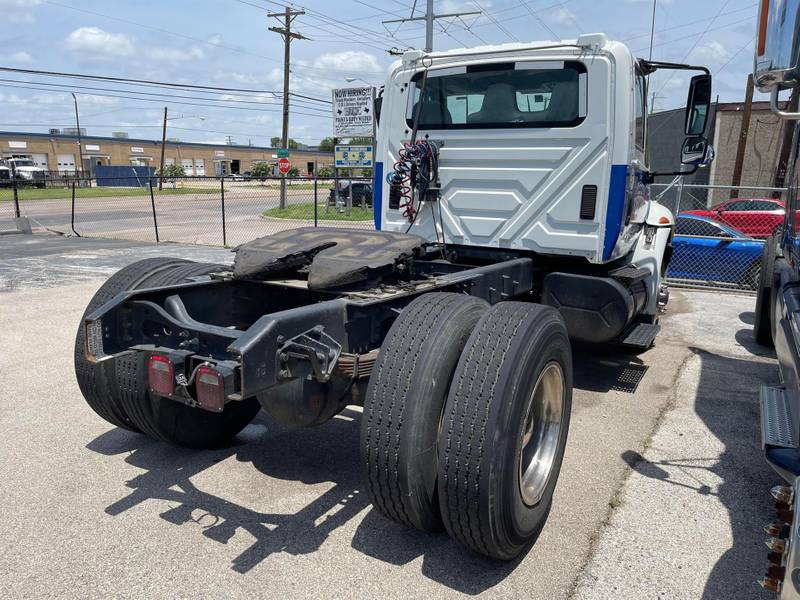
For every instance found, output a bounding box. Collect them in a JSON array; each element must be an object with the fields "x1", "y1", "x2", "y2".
[{"x1": 159, "y1": 109, "x2": 205, "y2": 188}]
